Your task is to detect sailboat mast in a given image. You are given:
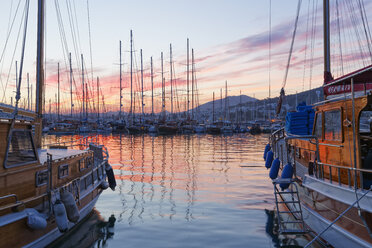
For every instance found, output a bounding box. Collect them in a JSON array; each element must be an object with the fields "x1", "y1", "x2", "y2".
[
  {"x1": 119, "y1": 40, "x2": 122, "y2": 120},
  {"x1": 27, "y1": 73, "x2": 30, "y2": 110},
  {"x1": 161, "y1": 52, "x2": 165, "y2": 119},
  {"x1": 141, "y1": 49, "x2": 144, "y2": 124},
  {"x1": 57, "y1": 62, "x2": 60, "y2": 121},
  {"x1": 81, "y1": 54, "x2": 85, "y2": 120},
  {"x1": 151, "y1": 56, "x2": 154, "y2": 117},
  {"x1": 191, "y1": 48, "x2": 194, "y2": 120},
  {"x1": 186, "y1": 38, "x2": 190, "y2": 119},
  {"x1": 97, "y1": 77, "x2": 99, "y2": 121},
  {"x1": 212, "y1": 92, "x2": 215, "y2": 123},
  {"x1": 69, "y1": 52, "x2": 73, "y2": 117},
  {"x1": 225, "y1": 81, "x2": 227, "y2": 120},
  {"x1": 323, "y1": 0, "x2": 332, "y2": 83},
  {"x1": 130, "y1": 30, "x2": 133, "y2": 123},
  {"x1": 170, "y1": 44, "x2": 173, "y2": 117},
  {"x1": 35, "y1": 0, "x2": 45, "y2": 149}
]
